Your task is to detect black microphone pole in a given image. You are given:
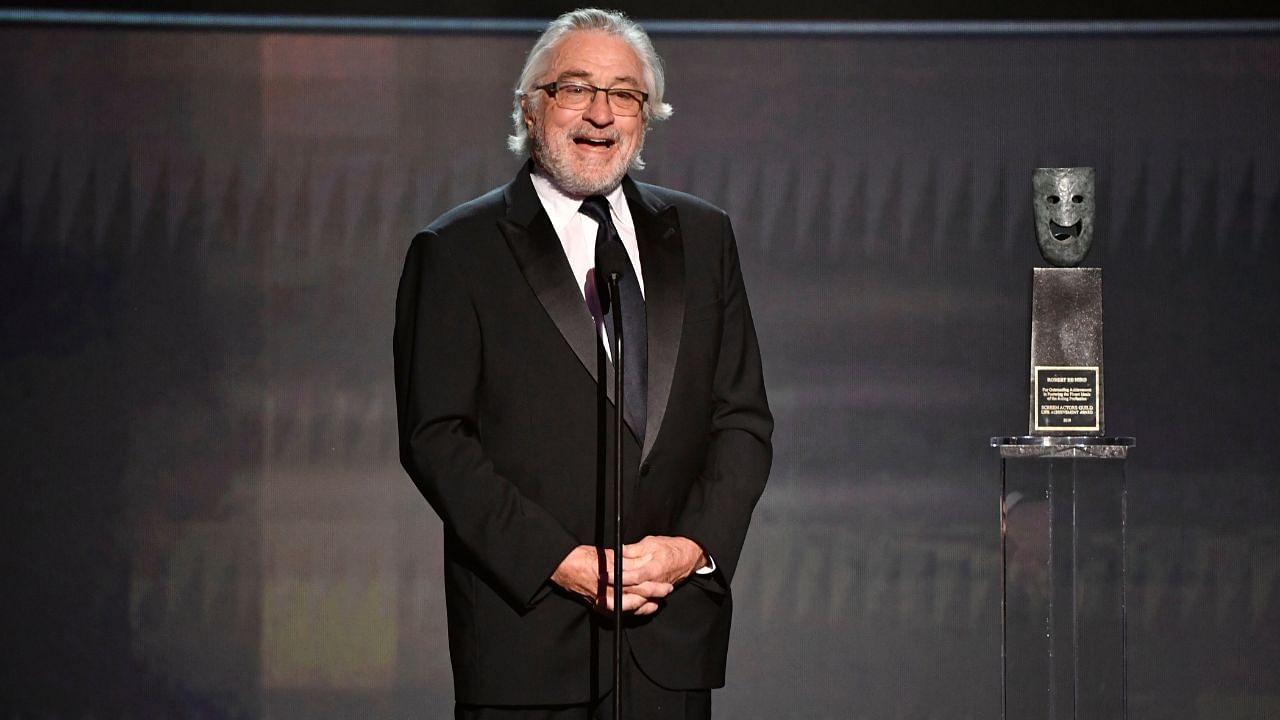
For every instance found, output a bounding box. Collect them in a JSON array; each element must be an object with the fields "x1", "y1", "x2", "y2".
[
  {"x1": 608, "y1": 268, "x2": 624, "y2": 720},
  {"x1": 595, "y1": 242, "x2": 630, "y2": 720}
]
